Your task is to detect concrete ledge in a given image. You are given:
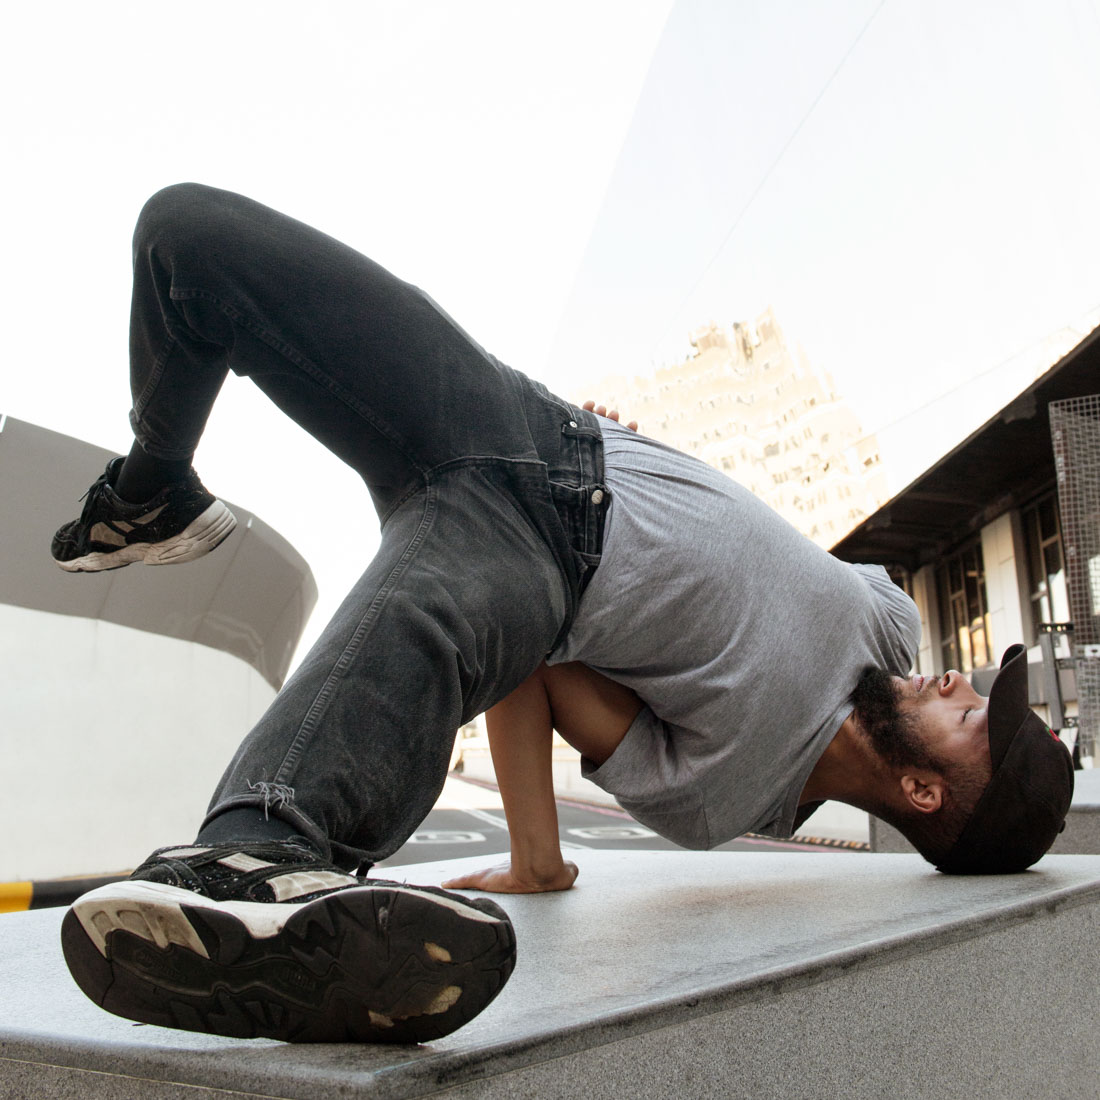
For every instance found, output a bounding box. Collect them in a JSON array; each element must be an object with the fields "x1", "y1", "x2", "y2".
[
  {"x1": 1, "y1": 851, "x2": 1098, "y2": 1098},
  {"x1": 872, "y1": 766, "x2": 1100, "y2": 855},
  {"x1": 1050, "y1": 766, "x2": 1100, "y2": 853}
]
